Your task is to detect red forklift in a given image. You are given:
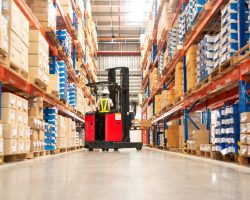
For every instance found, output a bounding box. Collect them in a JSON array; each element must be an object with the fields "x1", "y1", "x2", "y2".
[{"x1": 85, "y1": 67, "x2": 142, "y2": 151}]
